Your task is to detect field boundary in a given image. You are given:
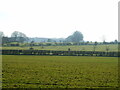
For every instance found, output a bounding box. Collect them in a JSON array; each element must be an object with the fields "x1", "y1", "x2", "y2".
[{"x1": 1, "y1": 50, "x2": 119, "y2": 57}]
